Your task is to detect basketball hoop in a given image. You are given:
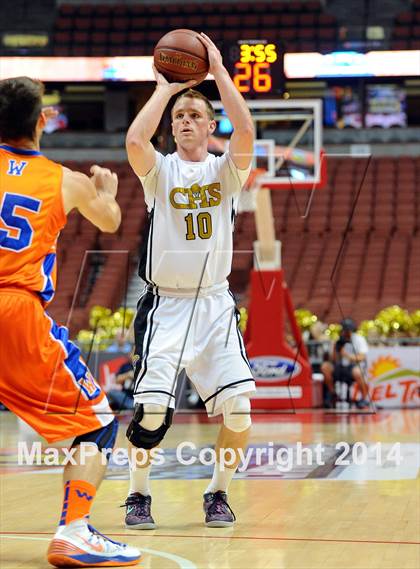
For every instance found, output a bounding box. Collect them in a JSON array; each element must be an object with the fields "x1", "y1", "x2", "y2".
[{"x1": 238, "y1": 168, "x2": 266, "y2": 213}]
